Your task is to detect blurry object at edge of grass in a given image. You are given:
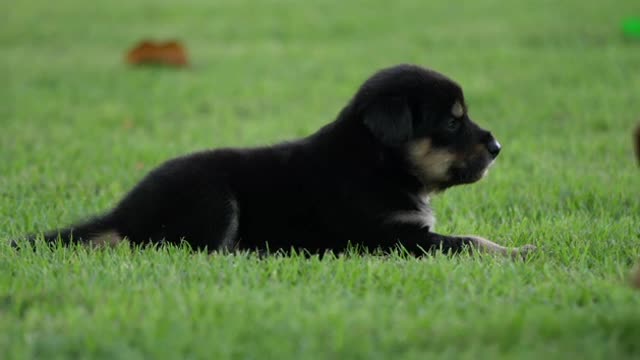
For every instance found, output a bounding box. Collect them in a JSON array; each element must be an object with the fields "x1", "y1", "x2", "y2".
[{"x1": 622, "y1": 17, "x2": 640, "y2": 39}]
